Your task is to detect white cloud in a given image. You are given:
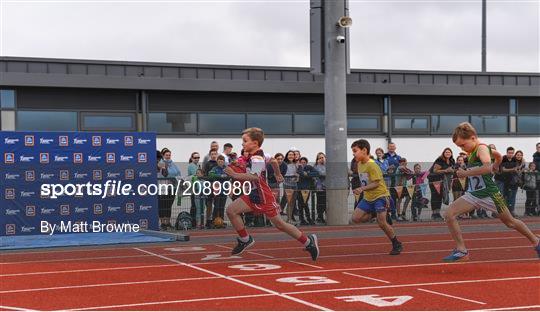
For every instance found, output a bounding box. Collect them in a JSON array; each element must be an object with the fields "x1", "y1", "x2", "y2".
[{"x1": 1, "y1": 0, "x2": 538, "y2": 72}]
